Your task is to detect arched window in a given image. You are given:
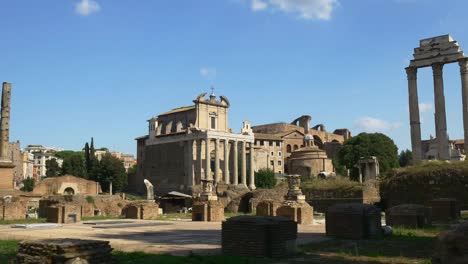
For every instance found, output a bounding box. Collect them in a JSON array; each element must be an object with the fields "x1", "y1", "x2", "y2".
[
  {"x1": 287, "y1": 145, "x2": 292, "y2": 153},
  {"x1": 293, "y1": 145, "x2": 299, "y2": 151},
  {"x1": 64, "y1": 187, "x2": 75, "y2": 195}
]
